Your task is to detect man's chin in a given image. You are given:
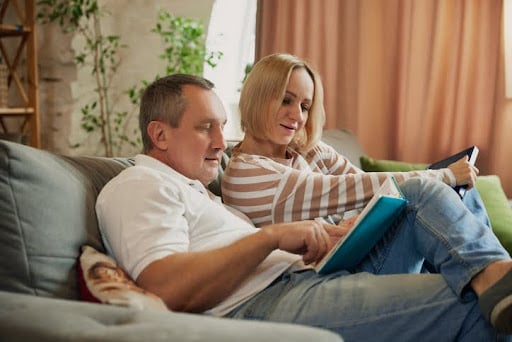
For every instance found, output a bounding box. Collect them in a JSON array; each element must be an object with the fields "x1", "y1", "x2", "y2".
[{"x1": 201, "y1": 170, "x2": 219, "y2": 187}]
